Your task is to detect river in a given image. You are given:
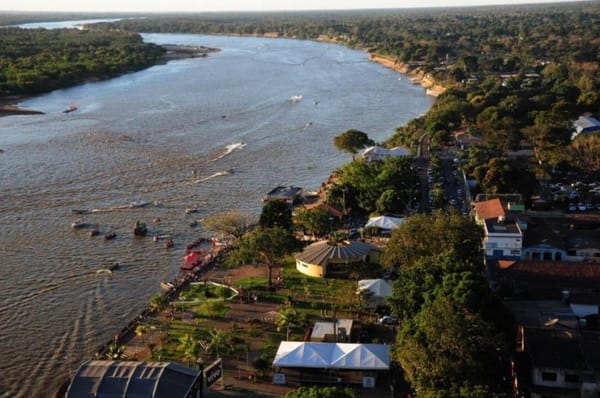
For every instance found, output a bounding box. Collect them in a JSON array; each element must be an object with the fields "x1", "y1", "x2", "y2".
[{"x1": 0, "y1": 24, "x2": 433, "y2": 397}]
